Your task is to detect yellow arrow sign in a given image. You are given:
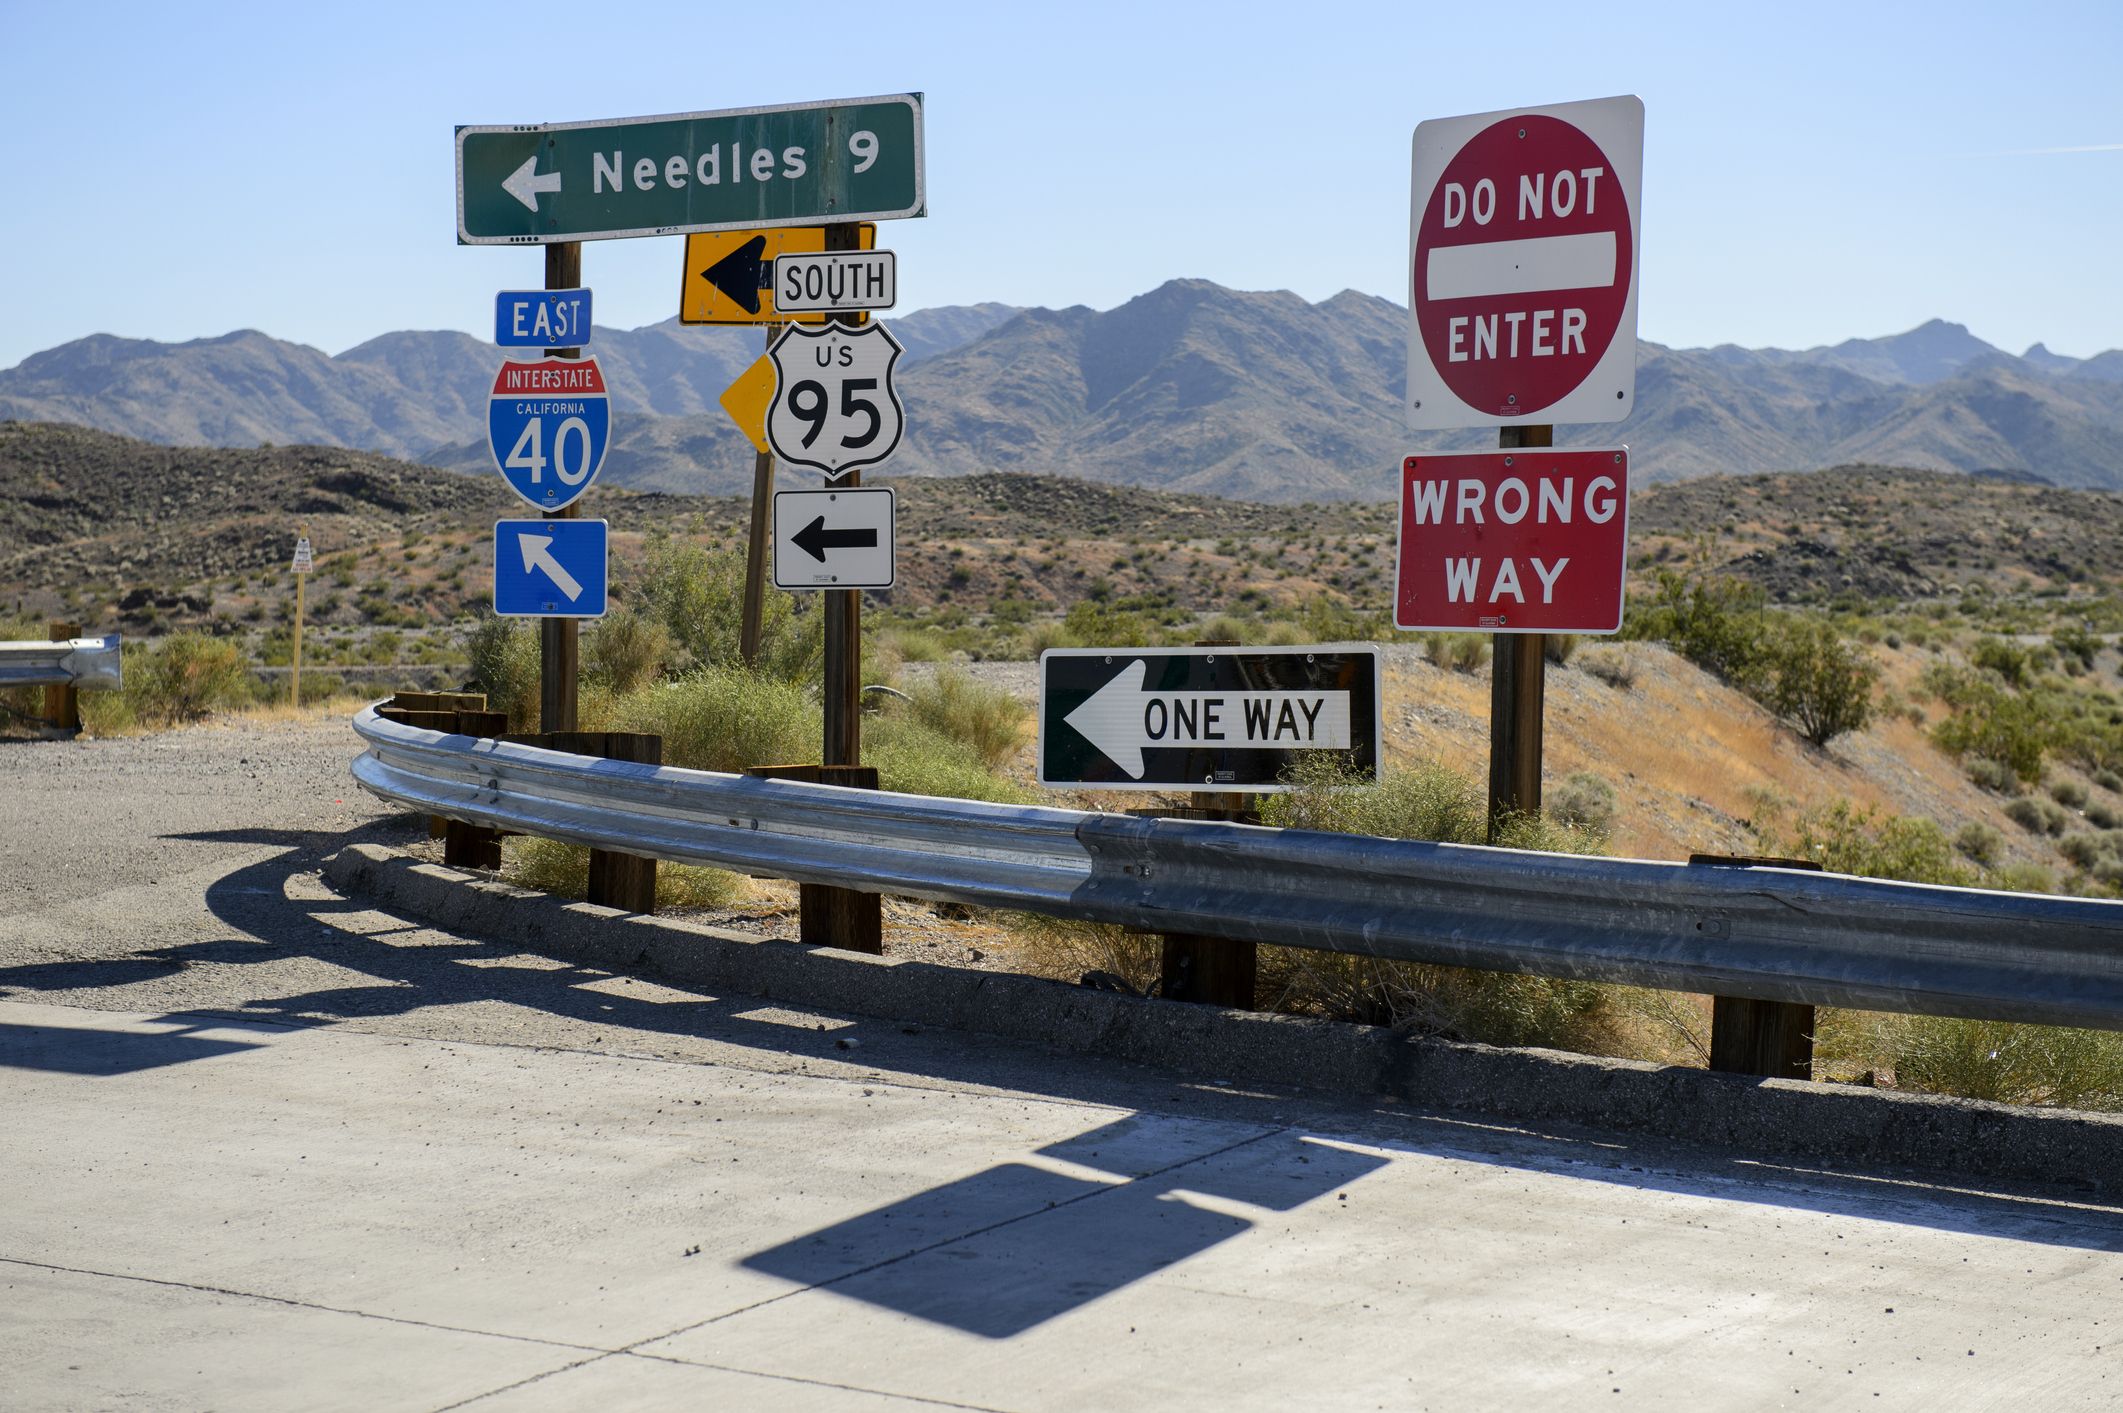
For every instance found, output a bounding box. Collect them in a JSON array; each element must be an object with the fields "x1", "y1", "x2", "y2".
[
  {"x1": 679, "y1": 224, "x2": 875, "y2": 325},
  {"x1": 721, "y1": 354, "x2": 775, "y2": 452}
]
